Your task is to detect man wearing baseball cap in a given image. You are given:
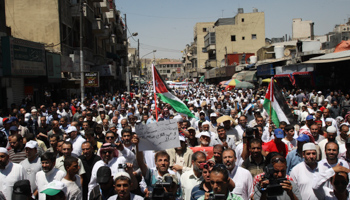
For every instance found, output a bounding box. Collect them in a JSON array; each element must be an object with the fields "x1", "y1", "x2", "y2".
[
  {"x1": 12, "y1": 180, "x2": 33, "y2": 200},
  {"x1": 40, "y1": 180, "x2": 67, "y2": 200},
  {"x1": 89, "y1": 166, "x2": 115, "y2": 199},
  {"x1": 0, "y1": 147, "x2": 27, "y2": 200},
  {"x1": 65, "y1": 125, "x2": 85, "y2": 157},
  {"x1": 263, "y1": 128, "x2": 289, "y2": 158},
  {"x1": 20, "y1": 141, "x2": 42, "y2": 193}
]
